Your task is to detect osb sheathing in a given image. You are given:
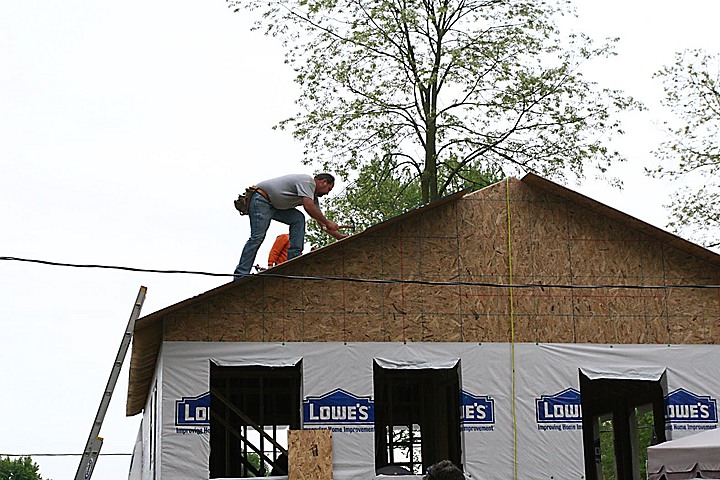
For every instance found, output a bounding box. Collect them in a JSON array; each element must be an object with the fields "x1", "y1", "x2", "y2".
[
  {"x1": 288, "y1": 429, "x2": 333, "y2": 480},
  {"x1": 162, "y1": 178, "x2": 720, "y2": 346}
]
